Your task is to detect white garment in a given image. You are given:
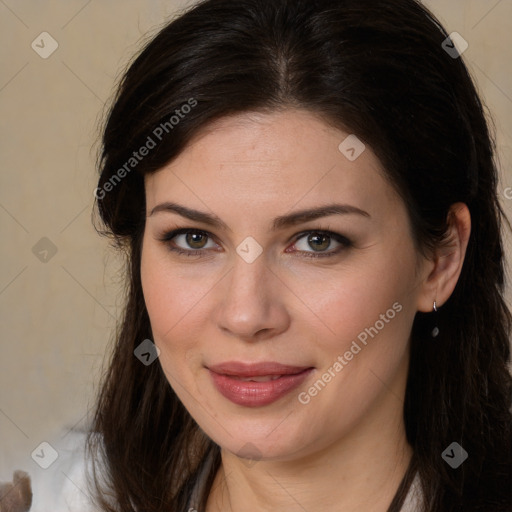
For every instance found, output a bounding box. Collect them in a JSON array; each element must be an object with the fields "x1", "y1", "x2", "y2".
[
  {"x1": 29, "y1": 429, "x2": 94, "y2": 512},
  {"x1": 400, "y1": 473, "x2": 424, "y2": 511}
]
